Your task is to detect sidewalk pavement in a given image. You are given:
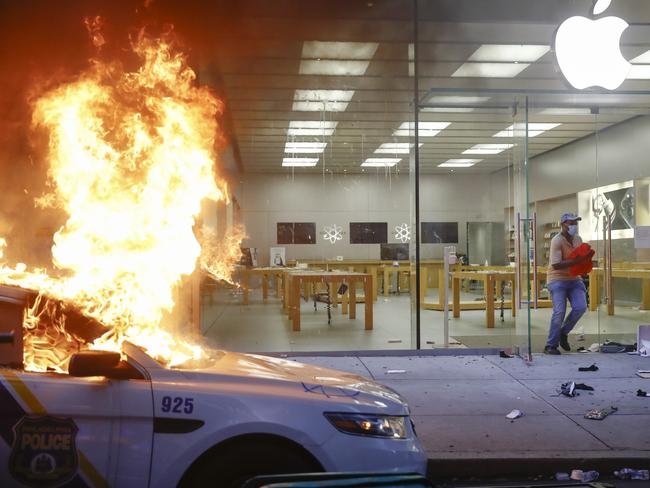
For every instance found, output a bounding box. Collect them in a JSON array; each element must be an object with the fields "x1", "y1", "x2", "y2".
[{"x1": 286, "y1": 352, "x2": 650, "y2": 480}]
